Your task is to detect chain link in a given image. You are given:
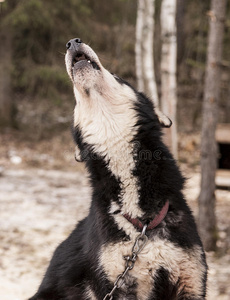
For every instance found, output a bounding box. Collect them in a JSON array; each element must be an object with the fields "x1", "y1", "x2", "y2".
[{"x1": 103, "y1": 224, "x2": 148, "y2": 300}]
